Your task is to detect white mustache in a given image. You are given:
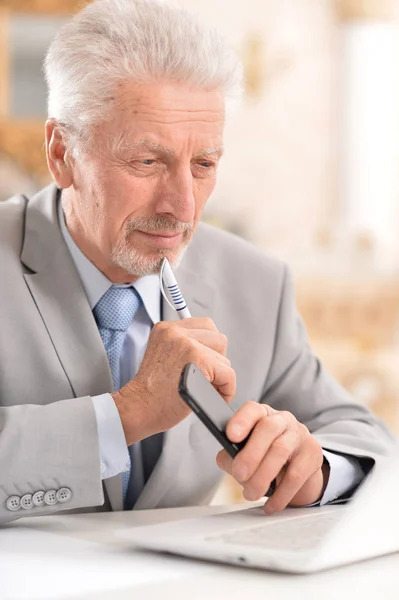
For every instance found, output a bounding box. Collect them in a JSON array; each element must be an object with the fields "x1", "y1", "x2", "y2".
[{"x1": 125, "y1": 217, "x2": 194, "y2": 235}]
